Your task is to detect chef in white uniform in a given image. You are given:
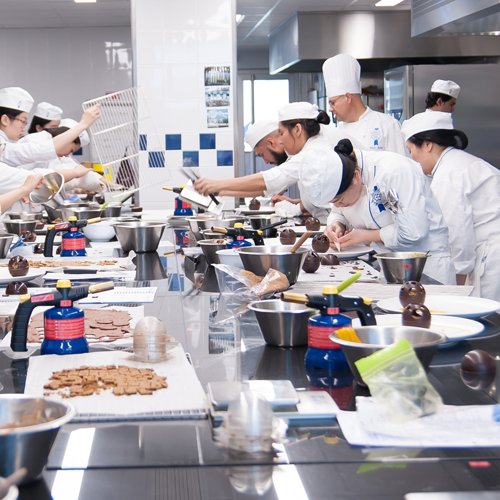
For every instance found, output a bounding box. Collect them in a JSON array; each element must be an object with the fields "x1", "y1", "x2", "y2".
[
  {"x1": 195, "y1": 103, "x2": 337, "y2": 222},
  {"x1": 425, "y1": 80, "x2": 460, "y2": 113},
  {"x1": 28, "y1": 101, "x2": 63, "y2": 134},
  {"x1": 402, "y1": 111, "x2": 500, "y2": 300},
  {"x1": 321, "y1": 139, "x2": 455, "y2": 285},
  {"x1": 322, "y1": 54, "x2": 407, "y2": 156}
]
